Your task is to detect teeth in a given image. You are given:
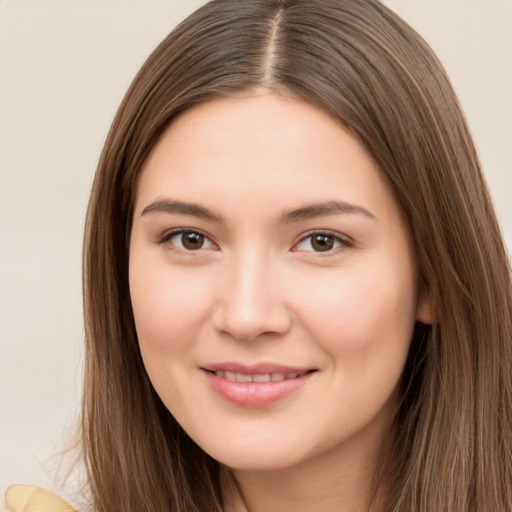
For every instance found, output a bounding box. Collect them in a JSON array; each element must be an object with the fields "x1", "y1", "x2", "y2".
[
  {"x1": 212, "y1": 370, "x2": 303, "y2": 382},
  {"x1": 253, "y1": 373, "x2": 271, "y2": 382},
  {"x1": 225, "y1": 371, "x2": 236, "y2": 382},
  {"x1": 236, "y1": 373, "x2": 253, "y2": 383}
]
